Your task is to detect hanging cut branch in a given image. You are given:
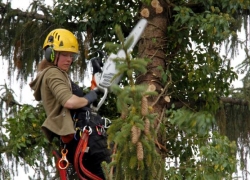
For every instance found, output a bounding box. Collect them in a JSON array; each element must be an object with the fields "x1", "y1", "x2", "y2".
[{"x1": 0, "y1": 2, "x2": 54, "y2": 22}]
